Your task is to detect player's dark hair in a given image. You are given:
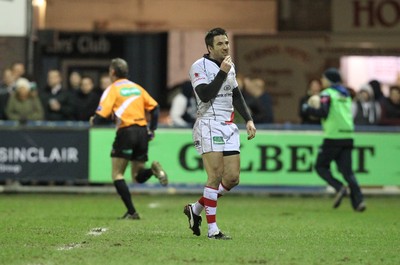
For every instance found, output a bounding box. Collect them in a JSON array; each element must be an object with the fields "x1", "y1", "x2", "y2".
[
  {"x1": 110, "y1": 58, "x2": 129, "y2": 79},
  {"x1": 205, "y1": 27, "x2": 227, "y2": 51}
]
